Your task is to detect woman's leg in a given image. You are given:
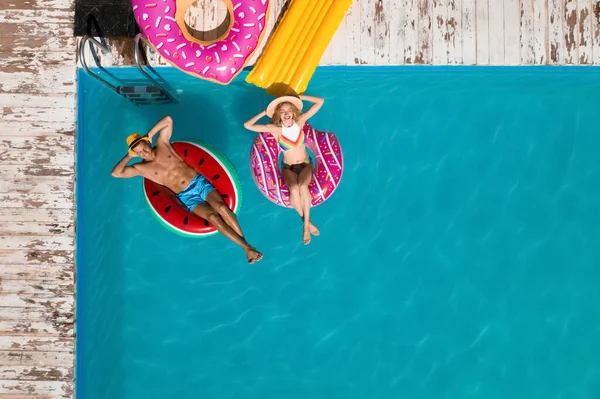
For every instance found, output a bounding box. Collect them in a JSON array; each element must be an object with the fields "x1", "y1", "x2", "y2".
[
  {"x1": 282, "y1": 167, "x2": 303, "y2": 217},
  {"x1": 297, "y1": 163, "x2": 317, "y2": 244}
]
